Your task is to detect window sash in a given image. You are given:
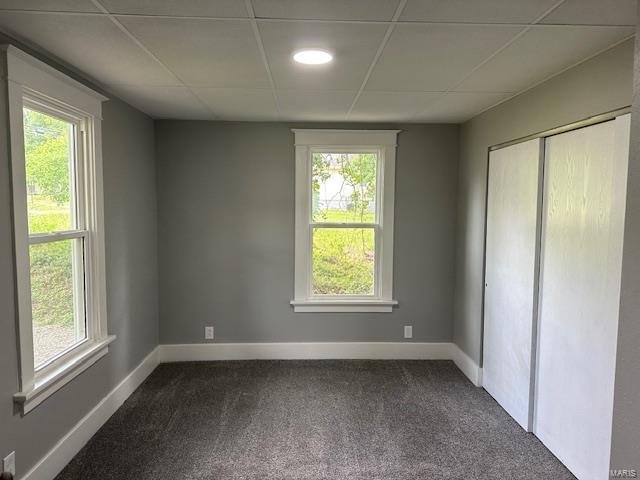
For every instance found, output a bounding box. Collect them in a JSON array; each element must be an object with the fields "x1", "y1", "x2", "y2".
[
  {"x1": 310, "y1": 148, "x2": 381, "y2": 226},
  {"x1": 29, "y1": 234, "x2": 88, "y2": 372},
  {"x1": 29, "y1": 229, "x2": 87, "y2": 244},
  {"x1": 24, "y1": 97, "x2": 87, "y2": 234},
  {"x1": 310, "y1": 222, "x2": 377, "y2": 228},
  {"x1": 310, "y1": 224, "x2": 380, "y2": 298}
]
